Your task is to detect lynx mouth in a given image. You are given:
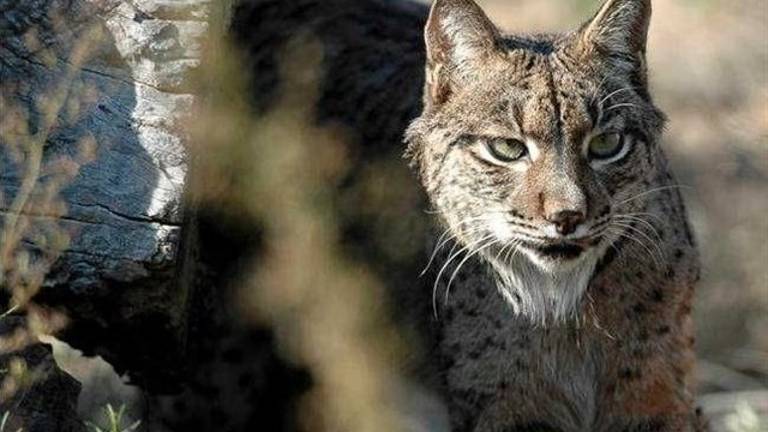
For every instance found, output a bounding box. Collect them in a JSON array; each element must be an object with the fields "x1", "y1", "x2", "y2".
[
  {"x1": 520, "y1": 236, "x2": 601, "y2": 261},
  {"x1": 530, "y1": 242, "x2": 585, "y2": 260}
]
